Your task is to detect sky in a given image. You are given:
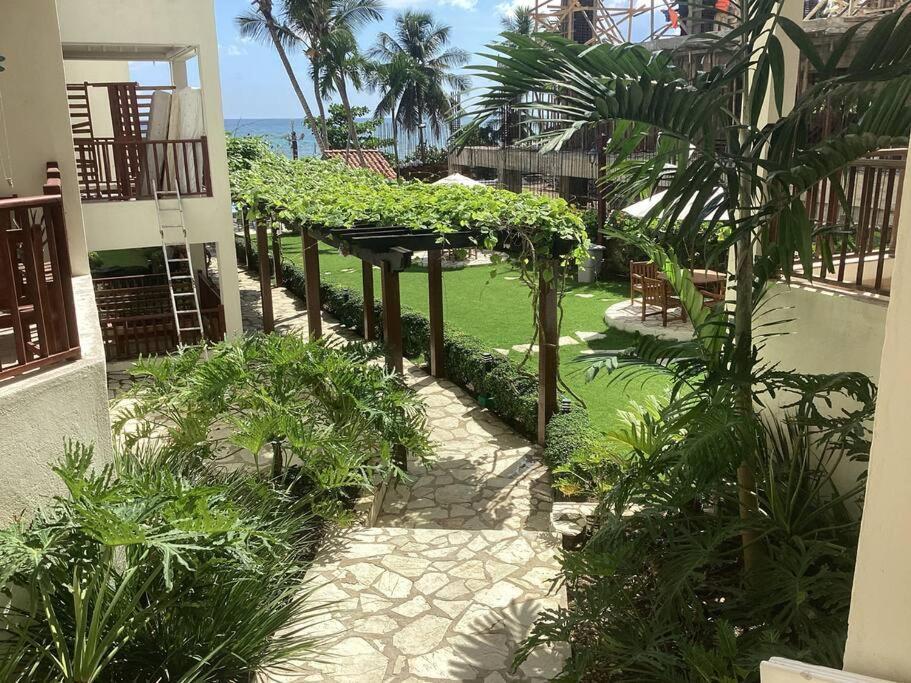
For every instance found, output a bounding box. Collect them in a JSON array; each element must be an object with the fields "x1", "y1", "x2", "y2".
[{"x1": 213, "y1": 0, "x2": 526, "y2": 119}]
